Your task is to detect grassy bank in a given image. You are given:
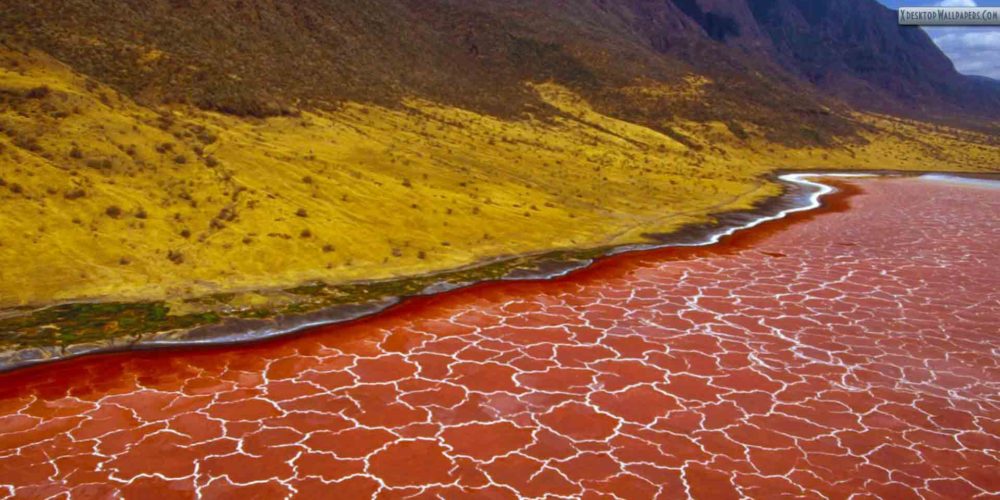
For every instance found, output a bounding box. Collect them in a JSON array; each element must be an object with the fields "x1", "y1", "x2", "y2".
[{"x1": 1, "y1": 47, "x2": 997, "y2": 309}]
